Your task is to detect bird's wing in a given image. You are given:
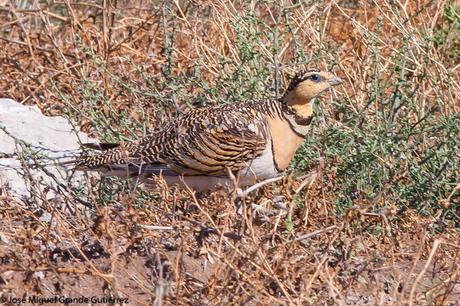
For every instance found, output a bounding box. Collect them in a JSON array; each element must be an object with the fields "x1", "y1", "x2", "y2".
[{"x1": 157, "y1": 108, "x2": 269, "y2": 176}]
